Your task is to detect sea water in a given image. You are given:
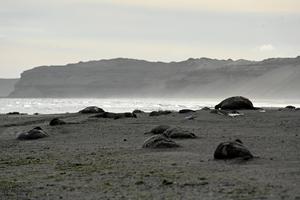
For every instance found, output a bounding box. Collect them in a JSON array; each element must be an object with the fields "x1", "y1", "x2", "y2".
[{"x1": 0, "y1": 98, "x2": 299, "y2": 114}]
